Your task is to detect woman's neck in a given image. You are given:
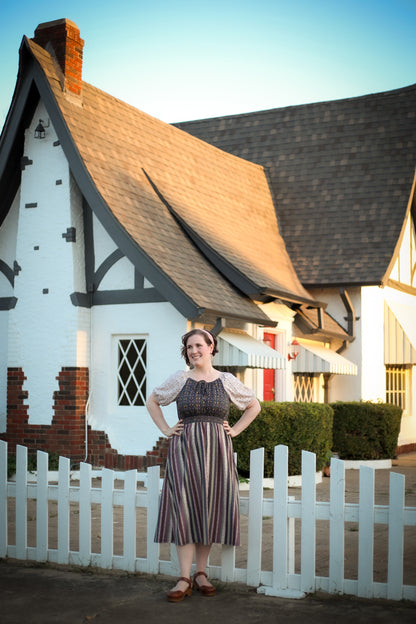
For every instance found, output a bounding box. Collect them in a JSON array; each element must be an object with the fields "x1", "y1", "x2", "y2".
[{"x1": 189, "y1": 364, "x2": 219, "y2": 381}]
